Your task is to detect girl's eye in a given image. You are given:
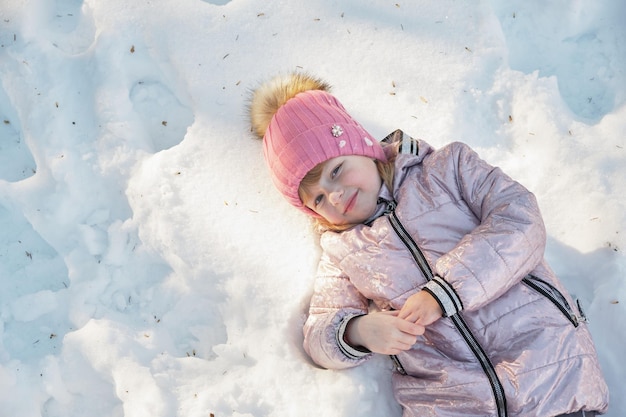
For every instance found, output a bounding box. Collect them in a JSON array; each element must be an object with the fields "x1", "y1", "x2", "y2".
[
  {"x1": 331, "y1": 163, "x2": 342, "y2": 179},
  {"x1": 314, "y1": 195, "x2": 324, "y2": 207}
]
